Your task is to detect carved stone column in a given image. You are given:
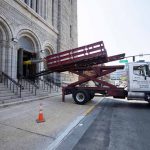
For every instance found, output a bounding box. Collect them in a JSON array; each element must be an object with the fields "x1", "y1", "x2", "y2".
[
  {"x1": 0, "y1": 41, "x2": 7, "y2": 74},
  {"x1": 7, "y1": 44, "x2": 13, "y2": 77},
  {"x1": 11, "y1": 40, "x2": 19, "y2": 79},
  {"x1": 0, "y1": 41, "x2": 4, "y2": 74},
  {"x1": 4, "y1": 42, "x2": 11, "y2": 75}
]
